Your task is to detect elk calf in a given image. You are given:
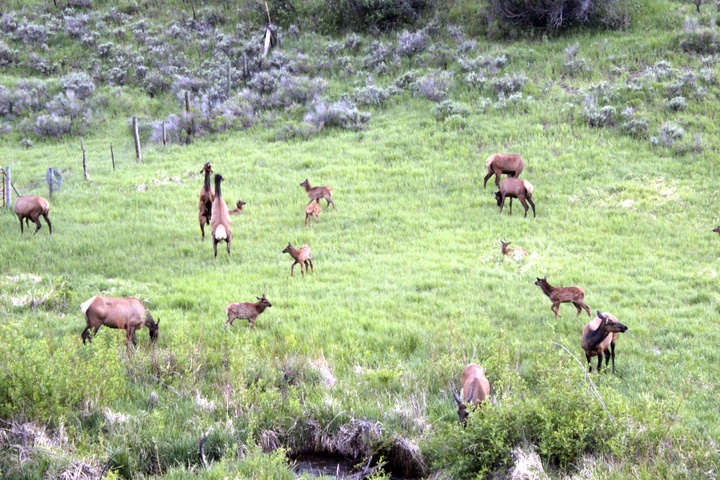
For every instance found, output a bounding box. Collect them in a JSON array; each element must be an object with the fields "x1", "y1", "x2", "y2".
[
  {"x1": 300, "y1": 179, "x2": 335, "y2": 209},
  {"x1": 453, "y1": 363, "x2": 490, "y2": 424},
  {"x1": 14, "y1": 196, "x2": 52, "y2": 234},
  {"x1": 581, "y1": 311, "x2": 628, "y2": 373},
  {"x1": 229, "y1": 200, "x2": 246, "y2": 215},
  {"x1": 483, "y1": 153, "x2": 524, "y2": 189},
  {"x1": 282, "y1": 242, "x2": 313, "y2": 276},
  {"x1": 534, "y1": 276, "x2": 591, "y2": 318},
  {"x1": 225, "y1": 294, "x2": 272, "y2": 329},
  {"x1": 500, "y1": 240, "x2": 527, "y2": 258},
  {"x1": 495, "y1": 177, "x2": 535, "y2": 218},
  {"x1": 305, "y1": 201, "x2": 321, "y2": 225}
]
